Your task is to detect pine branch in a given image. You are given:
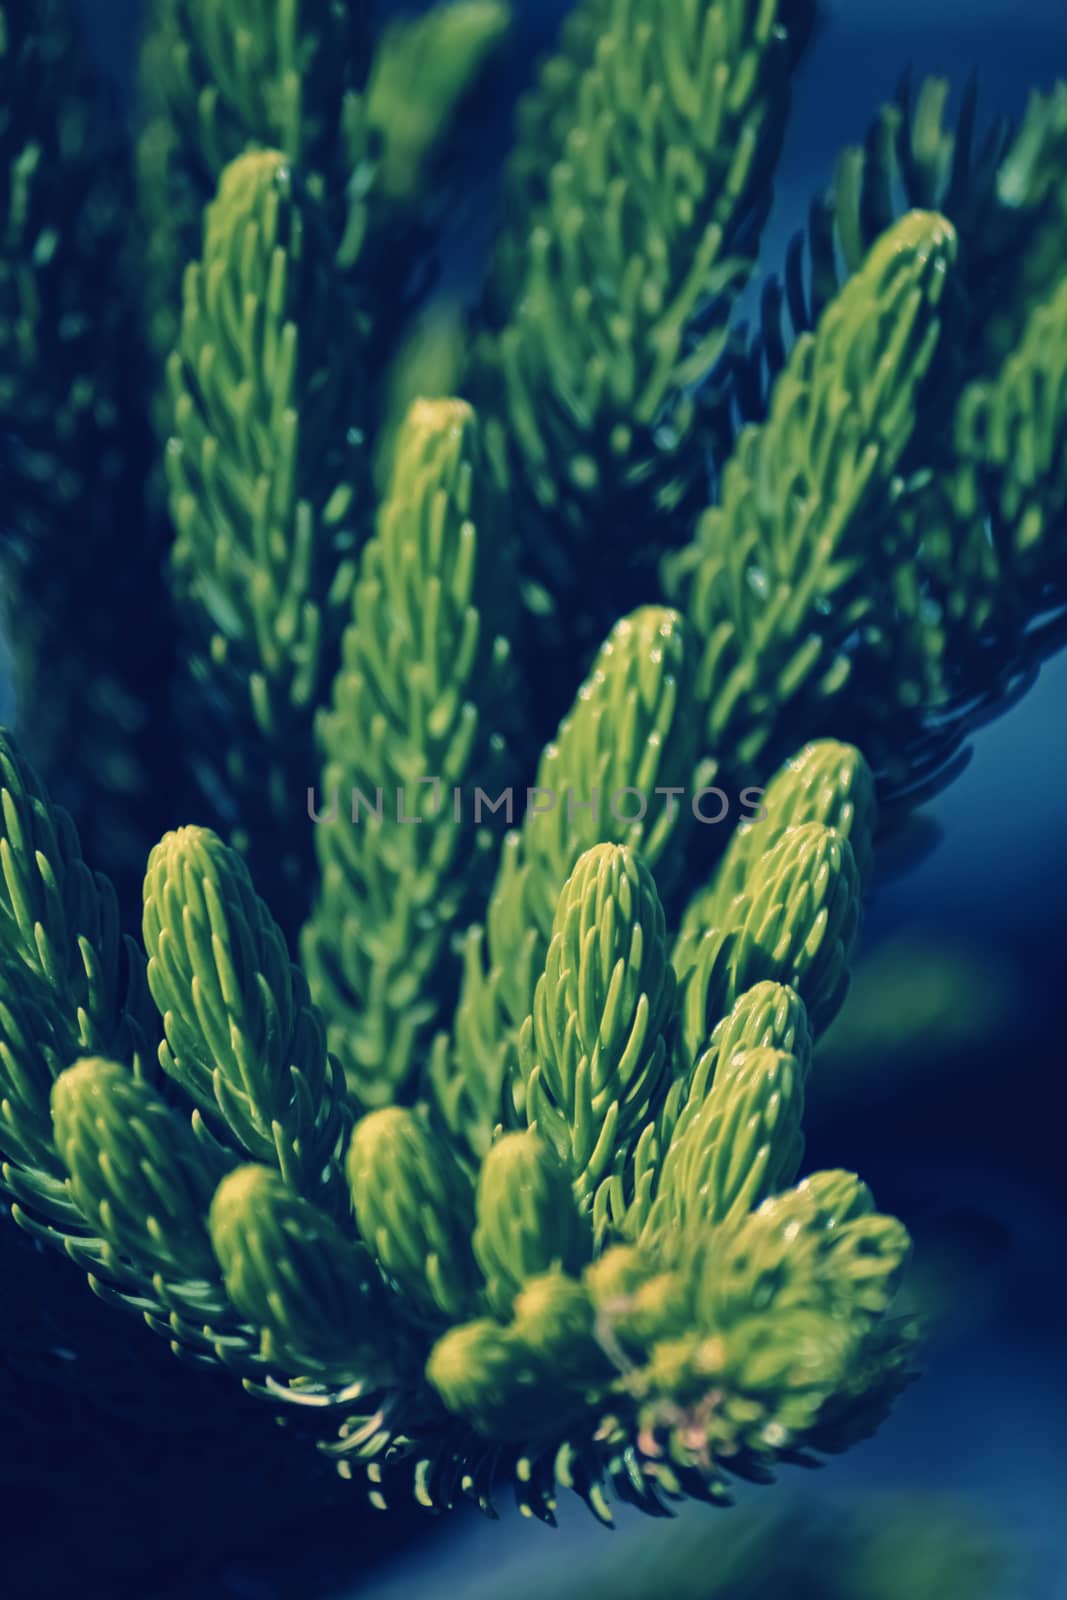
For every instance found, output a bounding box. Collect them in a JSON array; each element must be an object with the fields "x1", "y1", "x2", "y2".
[
  {"x1": 142, "y1": 824, "x2": 349, "y2": 1213},
  {"x1": 480, "y1": 0, "x2": 816, "y2": 650},
  {"x1": 51, "y1": 1056, "x2": 231, "y2": 1322},
  {"x1": 348, "y1": 1106, "x2": 482, "y2": 1327},
  {"x1": 0, "y1": 732, "x2": 252, "y2": 1358},
  {"x1": 137, "y1": 0, "x2": 374, "y2": 376},
  {"x1": 715, "y1": 77, "x2": 1067, "y2": 801},
  {"x1": 431, "y1": 605, "x2": 699, "y2": 1156},
  {"x1": 5, "y1": 0, "x2": 1067, "y2": 1542},
  {"x1": 302, "y1": 398, "x2": 521, "y2": 1105},
  {"x1": 473, "y1": 1129, "x2": 592, "y2": 1317},
  {"x1": 731, "y1": 75, "x2": 1067, "y2": 419},
  {"x1": 210, "y1": 1163, "x2": 398, "y2": 1384},
  {"x1": 517, "y1": 844, "x2": 677, "y2": 1207},
  {"x1": 892, "y1": 271, "x2": 1067, "y2": 792},
  {"x1": 669, "y1": 210, "x2": 958, "y2": 790},
  {"x1": 0, "y1": 715, "x2": 921, "y2": 1522},
  {"x1": 166, "y1": 149, "x2": 368, "y2": 924}
]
